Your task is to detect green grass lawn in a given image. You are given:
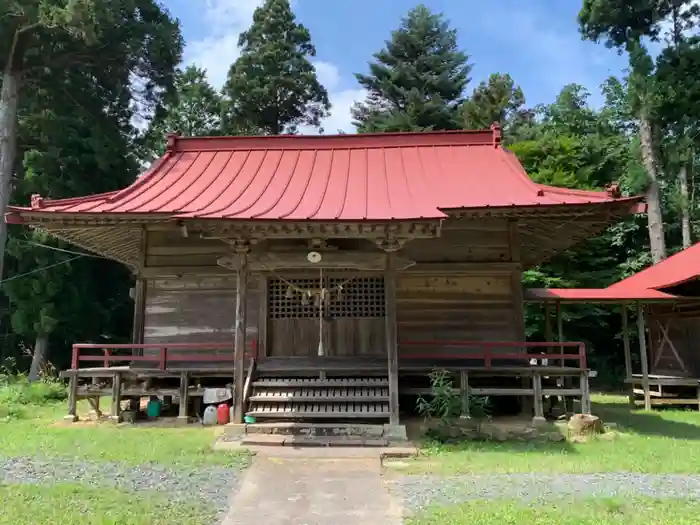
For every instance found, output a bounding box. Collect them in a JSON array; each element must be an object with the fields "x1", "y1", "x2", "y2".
[
  {"x1": 408, "y1": 498, "x2": 700, "y2": 525},
  {"x1": 0, "y1": 484, "x2": 217, "y2": 525},
  {"x1": 0, "y1": 401, "x2": 248, "y2": 467},
  {"x1": 401, "y1": 394, "x2": 700, "y2": 475}
]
